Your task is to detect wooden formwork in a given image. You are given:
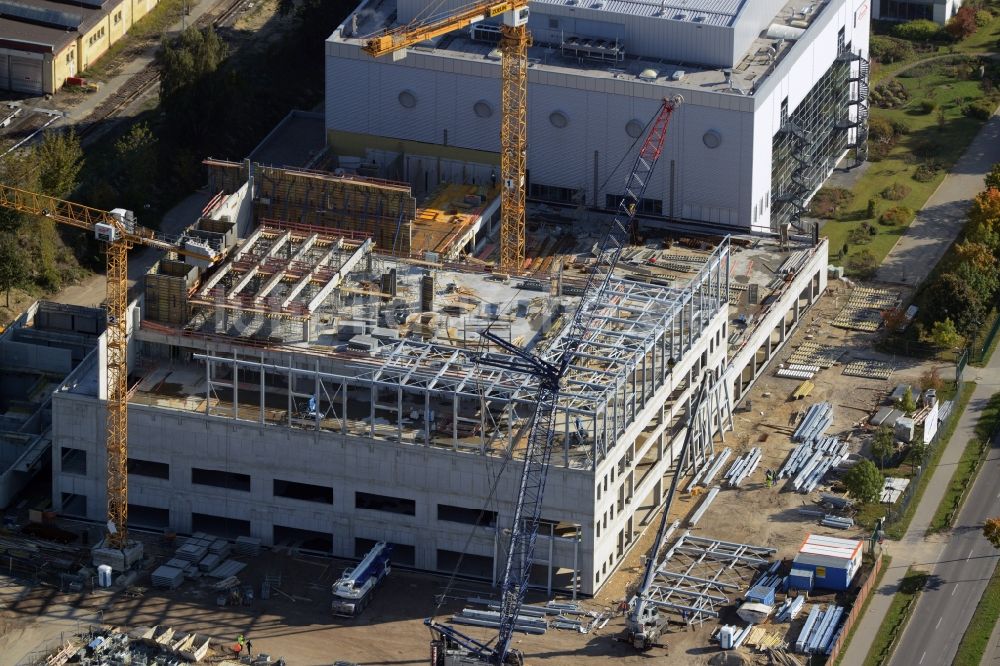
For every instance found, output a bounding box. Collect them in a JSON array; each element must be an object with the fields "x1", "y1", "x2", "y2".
[
  {"x1": 253, "y1": 165, "x2": 416, "y2": 254},
  {"x1": 145, "y1": 260, "x2": 197, "y2": 325}
]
